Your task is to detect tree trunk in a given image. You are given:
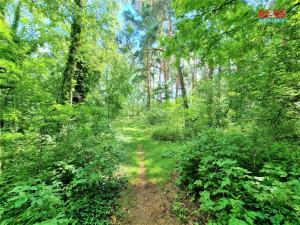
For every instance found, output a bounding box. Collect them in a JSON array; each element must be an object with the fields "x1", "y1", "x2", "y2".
[
  {"x1": 162, "y1": 59, "x2": 169, "y2": 100},
  {"x1": 176, "y1": 57, "x2": 188, "y2": 109},
  {"x1": 192, "y1": 58, "x2": 197, "y2": 90},
  {"x1": 175, "y1": 76, "x2": 179, "y2": 99},
  {"x1": 145, "y1": 45, "x2": 151, "y2": 109},
  {"x1": 159, "y1": 61, "x2": 162, "y2": 103},
  {"x1": 206, "y1": 63, "x2": 214, "y2": 80},
  {"x1": 72, "y1": 60, "x2": 88, "y2": 103},
  {"x1": 205, "y1": 63, "x2": 214, "y2": 127},
  {"x1": 168, "y1": 13, "x2": 172, "y2": 36},
  {"x1": 165, "y1": 13, "x2": 172, "y2": 100},
  {"x1": 147, "y1": 72, "x2": 151, "y2": 108},
  {"x1": 60, "y1": 0, "x2": 84, "y2": 104}
]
